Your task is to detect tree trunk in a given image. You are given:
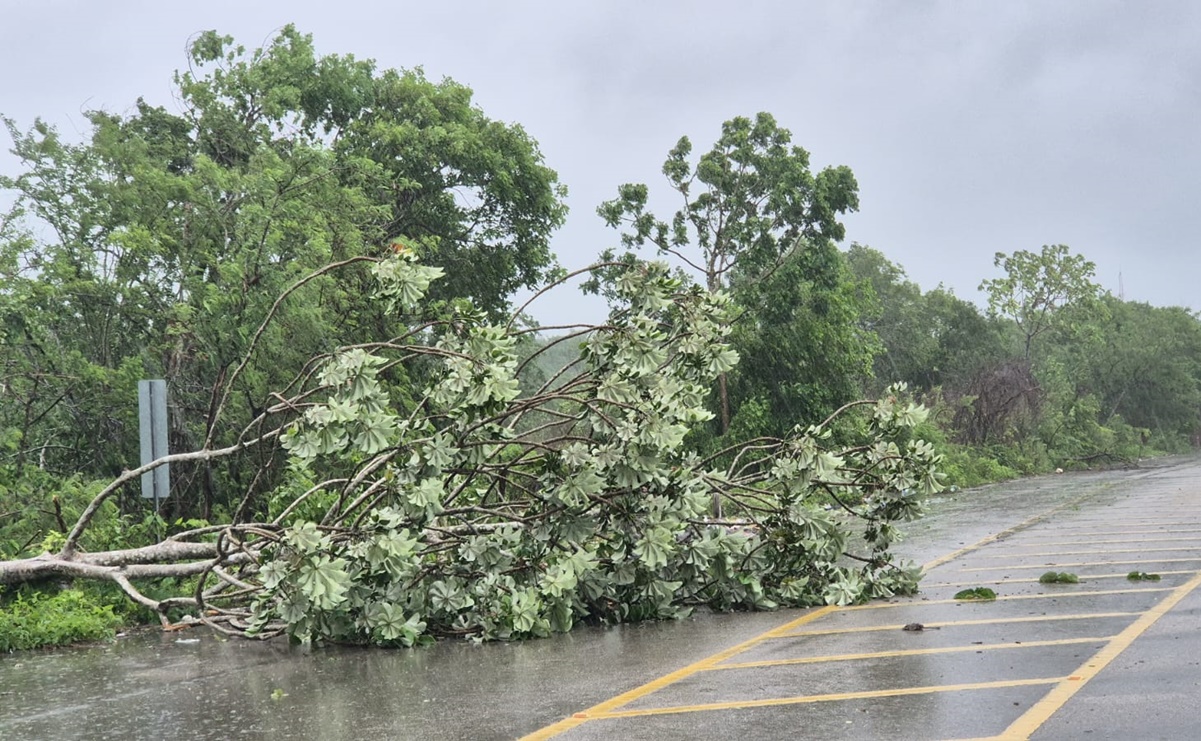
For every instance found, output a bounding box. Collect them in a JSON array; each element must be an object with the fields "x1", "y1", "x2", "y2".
[
  {"x1": 713, "y1": 372, "x2": 731, "y2": 517},
  {"x1": 0, "y1": 540, "x2": 221, "y2": 585}
]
